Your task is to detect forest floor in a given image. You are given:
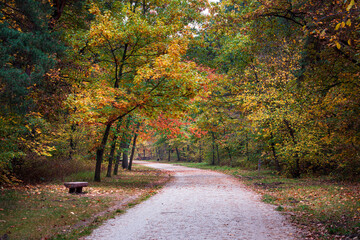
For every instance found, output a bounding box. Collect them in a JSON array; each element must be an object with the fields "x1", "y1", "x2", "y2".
[
  {"x1": 0, "y1": 165, "x2": 170, "y2": 240},
  {"x1": 174, "y1": 161, "x2": 360, "y2": 240},
  {"x1": 85, "y1": 161, "x2": 300, "y2": 240},
  {"x1": 1, "y1": 161, "x2": 358, "y2": 239}
]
